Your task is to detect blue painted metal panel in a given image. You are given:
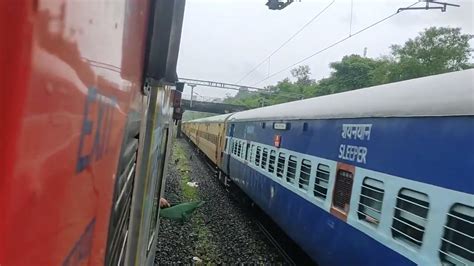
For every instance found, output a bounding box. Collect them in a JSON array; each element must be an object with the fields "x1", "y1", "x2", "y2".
[
  {"x1": 229, "y1": 158, "x2": 415, "y2": 266},
  {"x1": 228, "y1": 117, "x2": 473, "y2": 194}
]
